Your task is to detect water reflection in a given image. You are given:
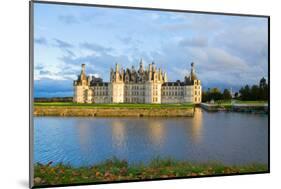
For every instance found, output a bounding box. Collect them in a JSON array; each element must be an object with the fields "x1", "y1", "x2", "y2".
[
  {"x1": 190, "y1": 108, "x2": 203, "y2": 143},
  {"x1": 34, "y1": 109, "x2": 268, "y2": 167},
  {"x1": 76, "y1": 120, "x2": 92, "y2": 151},
  {"x1": 148, "y1": 119, "x2": 166, "y2": 148},
  {"x1": 111, "y1": 120, "x2": 127, "y2": 150}
]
